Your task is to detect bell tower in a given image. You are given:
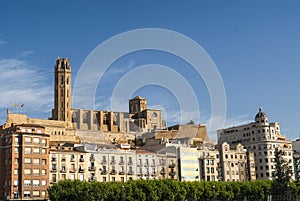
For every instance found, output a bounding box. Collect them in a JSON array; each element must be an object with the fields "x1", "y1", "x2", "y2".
[{"x1": 52, "y1": 57, "x2": 72, "y2": 122}]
